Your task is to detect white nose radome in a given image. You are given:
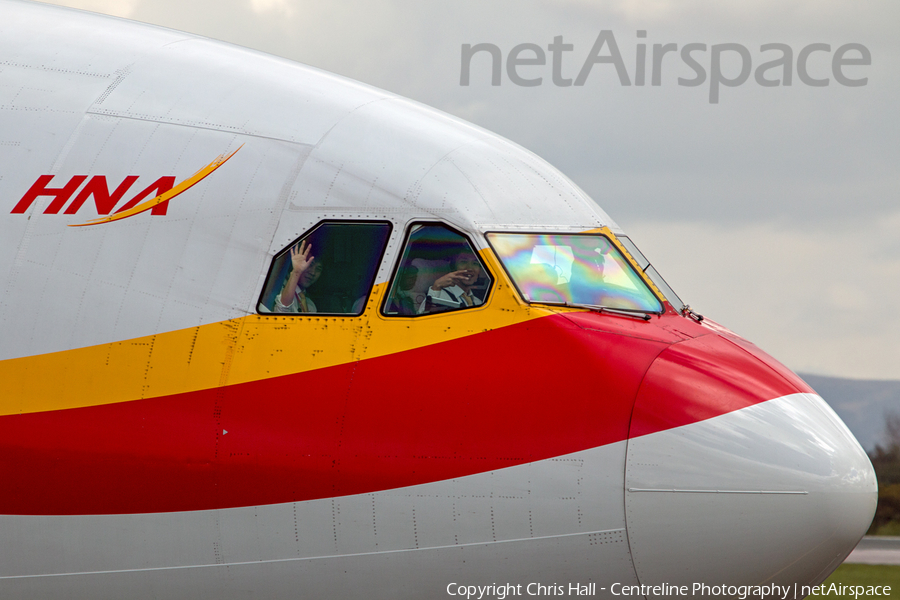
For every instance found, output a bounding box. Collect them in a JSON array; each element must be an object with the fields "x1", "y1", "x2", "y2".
[{"x1": 624, "y1": 391, "x2": 877, "y2": 588}]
